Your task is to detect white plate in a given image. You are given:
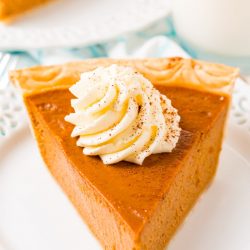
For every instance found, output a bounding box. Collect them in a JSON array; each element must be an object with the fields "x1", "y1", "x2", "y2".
[
  {"x1": 0, "y1": 78, "x2": 250, "y2": 250},
  {"x1": 0, "y1": 0, "x2": 171, "y2": 50},
  {"x1": 0, "y1": 124, "x2": 250, "y2": 250}
]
